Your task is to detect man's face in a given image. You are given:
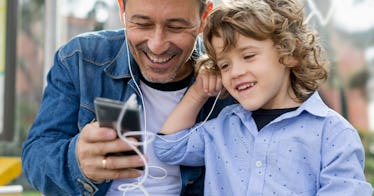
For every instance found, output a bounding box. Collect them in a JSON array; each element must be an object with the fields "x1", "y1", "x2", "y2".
[{"x1": 124, "y1": 0, "x2": 204, "y2": 83}]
